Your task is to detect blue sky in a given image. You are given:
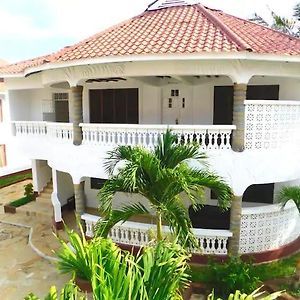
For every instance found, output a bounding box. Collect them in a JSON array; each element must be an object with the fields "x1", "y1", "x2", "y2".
[{"x1": 0, "y1": 0, "x2": 299, "y2": 63}]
